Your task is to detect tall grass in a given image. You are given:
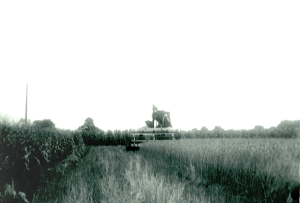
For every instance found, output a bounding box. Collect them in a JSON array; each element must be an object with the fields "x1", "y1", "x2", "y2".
[
  {"x1": 6, "y1": 135, "x2": 298, "y2": 202},
  {"x1": 138, "y1": 139, "x2": 299, "y2": 202},
  {"x1": 32, "y1": 146, "x2": 224, "y2": 203}
]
